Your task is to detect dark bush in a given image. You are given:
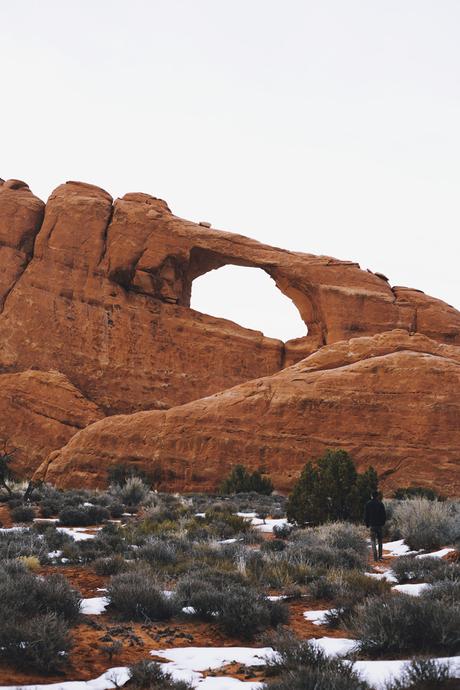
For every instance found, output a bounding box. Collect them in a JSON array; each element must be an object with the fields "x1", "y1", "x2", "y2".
[
  {"x1": 286, "y1": 450, "x2": 377, "y2": 525},
  {"x1": 262, "y1": 539, "x2": 287, "y2": 553},
  {"x1": 93, "y1": 554, "x2": 128, "y2": 576},
  {"x1": 58, "y1": 503, "x2": 109, "y2": 527},
  {"x1": 42, "y1": 525, "x2": 75, "y2": 551},
  {"x1": 10, "y1": 504, "x2": 36, "y2": 522},
  {"x1": 109, "y1": 501, "x2": 125, "y2": 518},
  {"x1": 273, "y1": 522, "x2": 292, "y2": 539},
  {"x1": 220, "y1": 464, "x2": 274, "y2": 495},
  {"x1": 0, "y1": 612, "x2": 71, "y2": 672},
  {"x1": 58, "y1": 506, "x2": 92, "y2": 526},
  {"x1": 393, "y1": 486, "x2": 443, "y2": 501},
  {"x1": 40, "y1": 498, "x2": 64, "y2": 517},
  {"x1": 349, "y1": 593, "x2": 460, "y2": 656},
  {"x1": 0, "y1": 565, "x2": 81, "y2": 623},
  {"x1": 107, "y1": 570, "x2": 178, "y2": 621}
]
